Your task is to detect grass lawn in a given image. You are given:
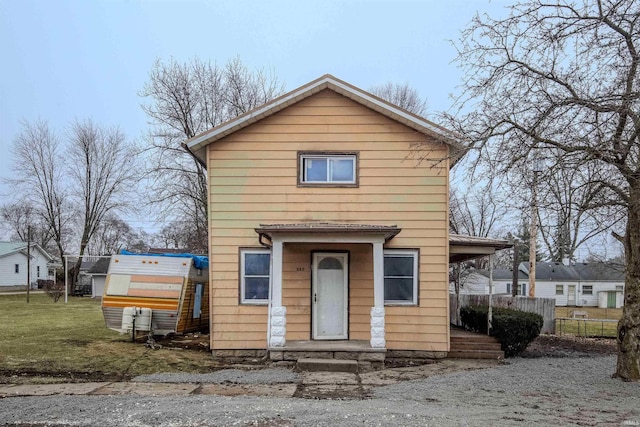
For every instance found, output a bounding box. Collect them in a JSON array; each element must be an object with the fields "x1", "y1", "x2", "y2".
[
  {"x1": 554, "y1": 306, "x2": 622, "y2": 338},
  {"x1": 0, "y1": 293, "x2": 222, "y2": 382}
]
